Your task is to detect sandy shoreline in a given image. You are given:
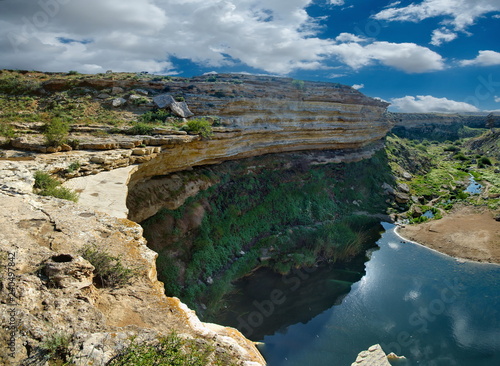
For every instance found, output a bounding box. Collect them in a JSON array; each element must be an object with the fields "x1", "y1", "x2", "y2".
[{"x1": 396, "y1": 205, "x2": 500, "y2": 264}]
